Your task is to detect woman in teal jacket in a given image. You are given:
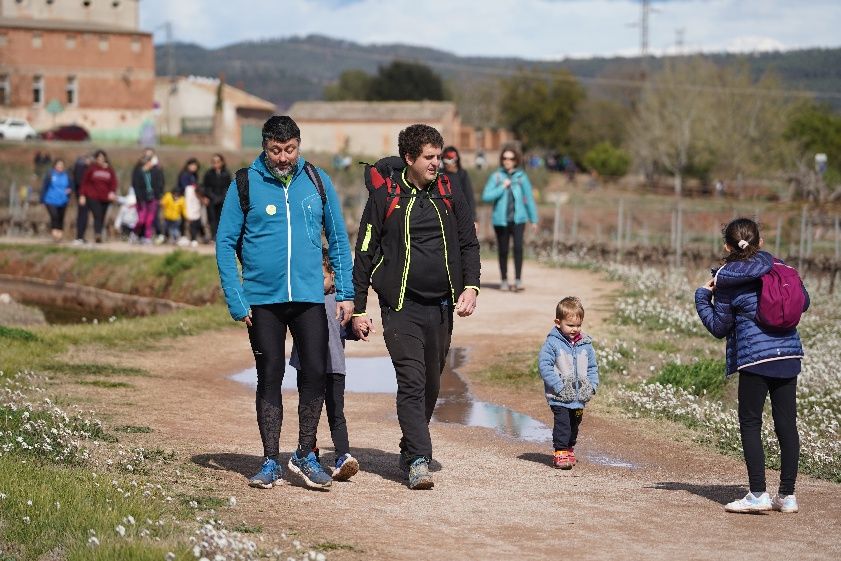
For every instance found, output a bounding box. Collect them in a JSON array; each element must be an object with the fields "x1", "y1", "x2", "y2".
[{"x1": 481, "y1": 145, "x2": 538, "y2": 291}]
